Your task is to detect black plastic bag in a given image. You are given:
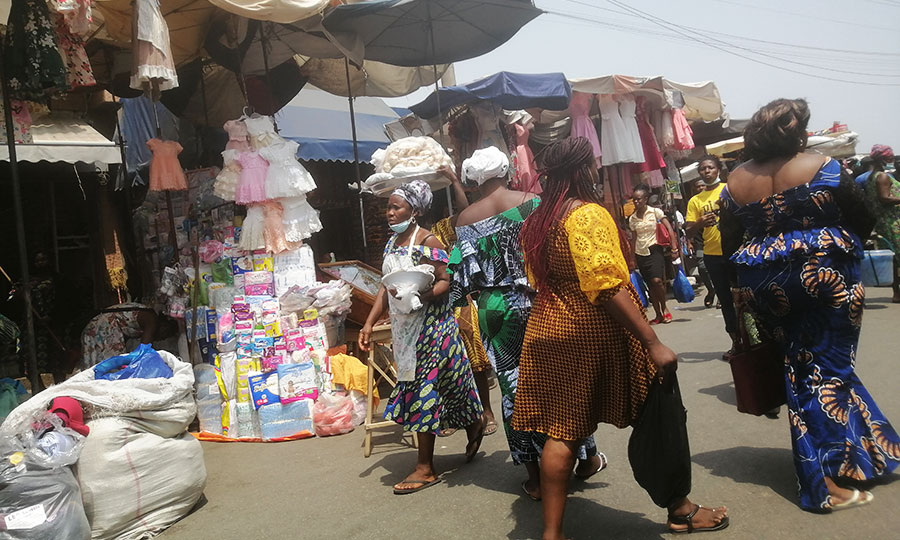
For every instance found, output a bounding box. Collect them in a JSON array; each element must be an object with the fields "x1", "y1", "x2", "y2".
[{"x1": 627, "y1": 374, "x2": 692, "y2": 508}]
